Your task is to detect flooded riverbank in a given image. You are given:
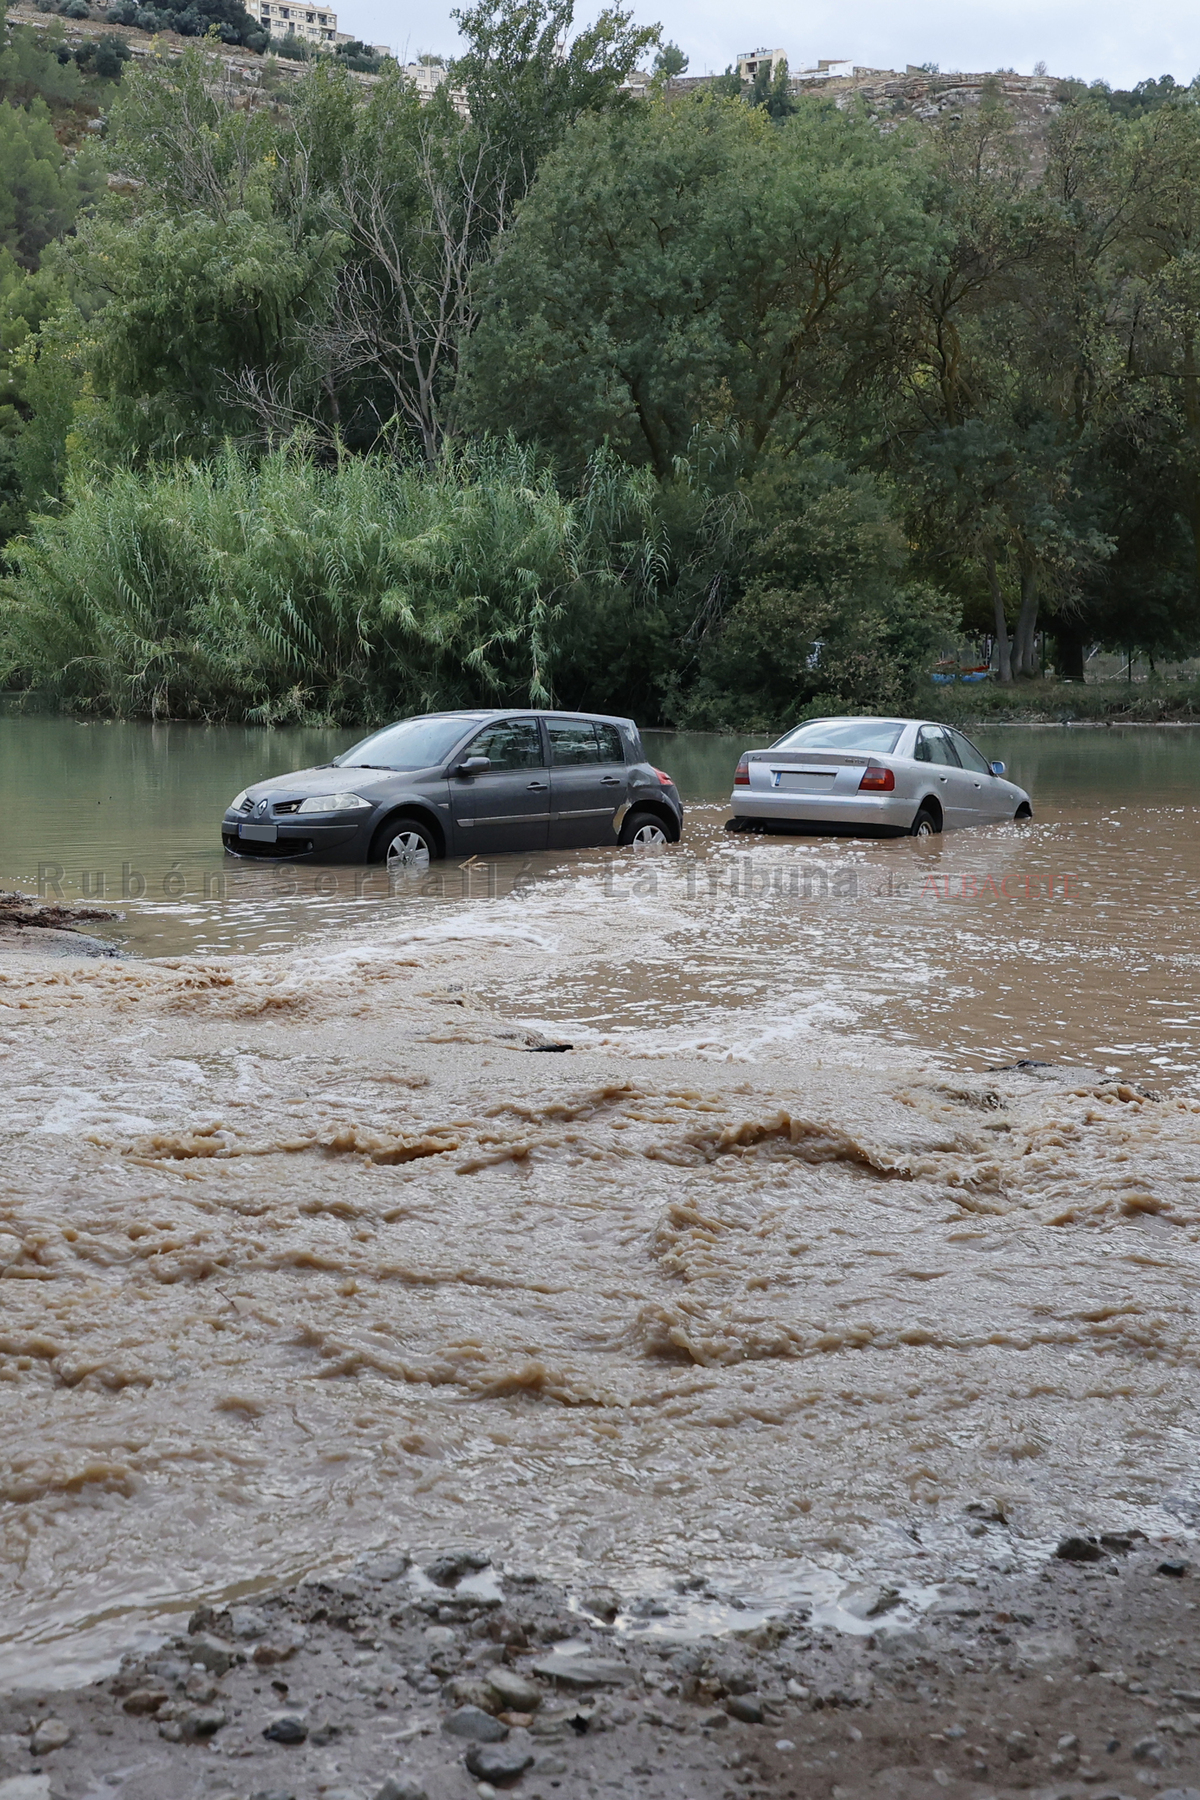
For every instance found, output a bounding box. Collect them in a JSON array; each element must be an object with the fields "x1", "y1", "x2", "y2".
[
  {"x1": 4, "y1": 886, "x2": 1200, "y2": 1697},
  {"x1": 4, "y1": 716, "x2": 1200, "y2": 1085},
  {"x1": 2, "y1": 715, "x2": 1200, "y2": 1724}
]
